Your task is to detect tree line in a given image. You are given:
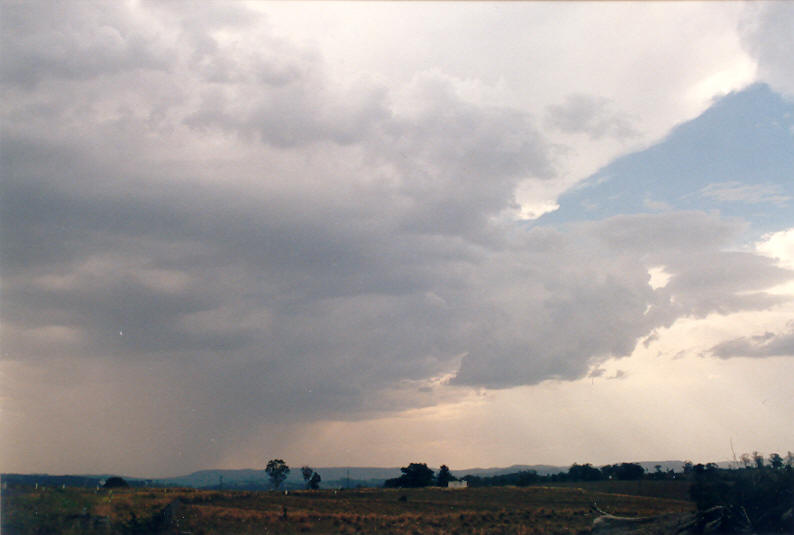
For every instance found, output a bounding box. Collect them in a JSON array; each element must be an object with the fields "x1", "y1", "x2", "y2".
[
  {"x1": 383, "y1": 463, "x2": 456, "y2": 488},
  {"x1": 263, "y1": 450, "x2": 793, "y2": 493}
]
